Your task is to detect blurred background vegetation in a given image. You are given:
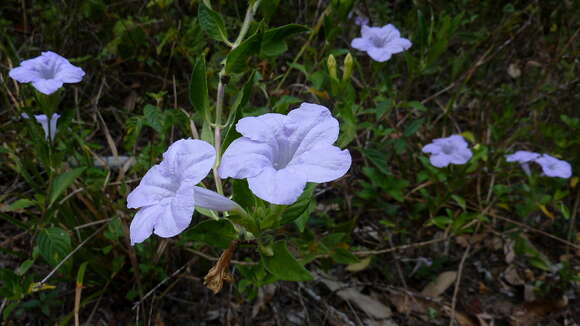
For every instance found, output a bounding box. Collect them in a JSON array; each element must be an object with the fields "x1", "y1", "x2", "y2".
[{"x1": 0, "y1": 0, "x2": 578, "y2": 325}]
